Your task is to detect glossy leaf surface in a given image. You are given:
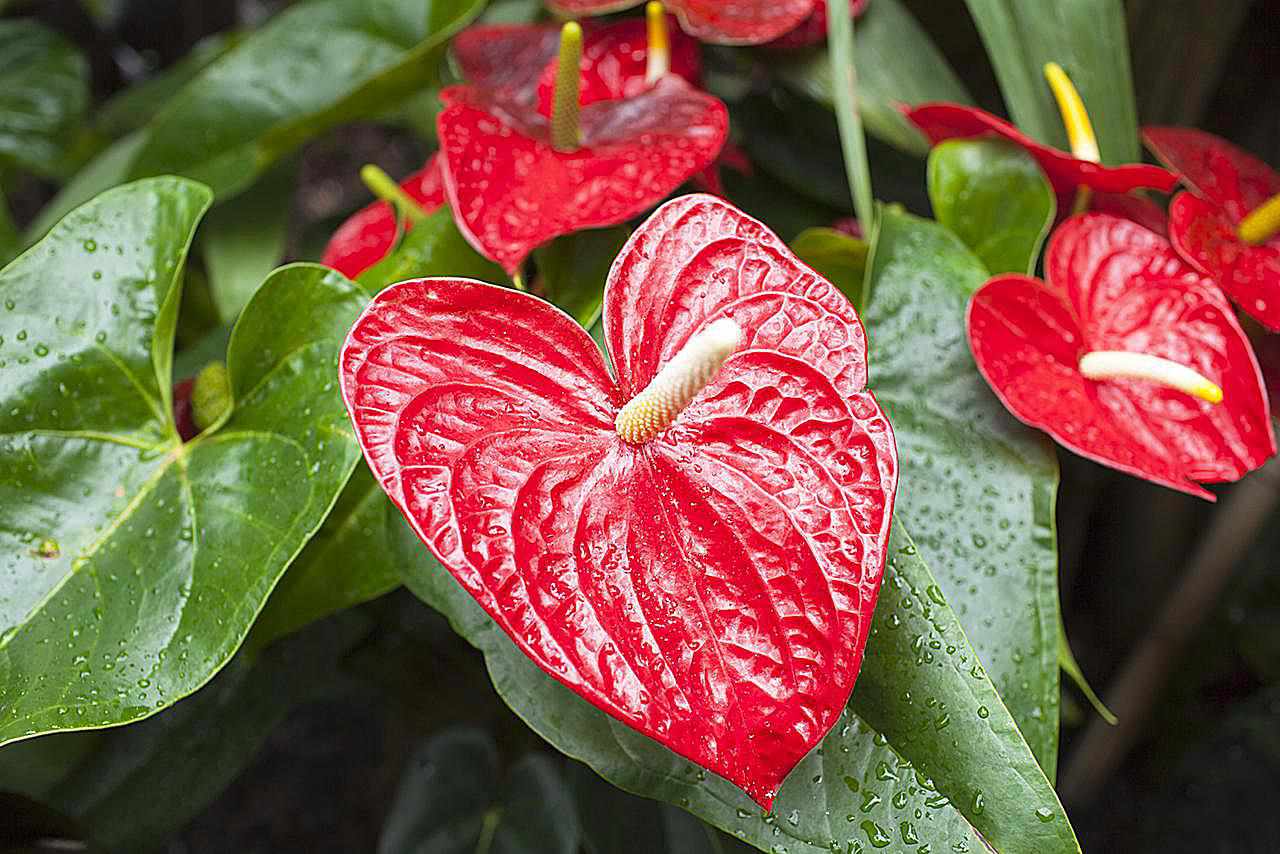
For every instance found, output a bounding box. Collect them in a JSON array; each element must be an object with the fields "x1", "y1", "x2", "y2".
[
  {"x1": 960, "y1": 0, "x2": 1140, "y2": 163},
  {"x1": 437, "y1": 78, "x2": 727, "y2": 274},
  {"x1": 342, "y1": 195, "x2": 897, "y2": 806},
  {"x1": 378, "y1": 728, "x2": 579, "y2": 854},
  {"x1": 0, "y1": 179, "x2": 364, "y2": 745},
  {"x1": 927, "y1": 138, "x2": 1056, "y2": 275},
  {"x1": 0, "y1": 20, "x2": 88, "y2": 177},
  {"x1": 864, "y1": 208, "x2": 1062, "y2": 772},
  {"x1": 546, "y1": 0, "x2": 814, "y2": 45},
  {"x1": 405, "y1": 521, "x2": 1078, "y2": 853},
  {"x1": 126, "y1": 0, "x2": 485, "y2": 197},
  {"x1": 968, "y1": 214, "x2": 1275, "y2": 499}
]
